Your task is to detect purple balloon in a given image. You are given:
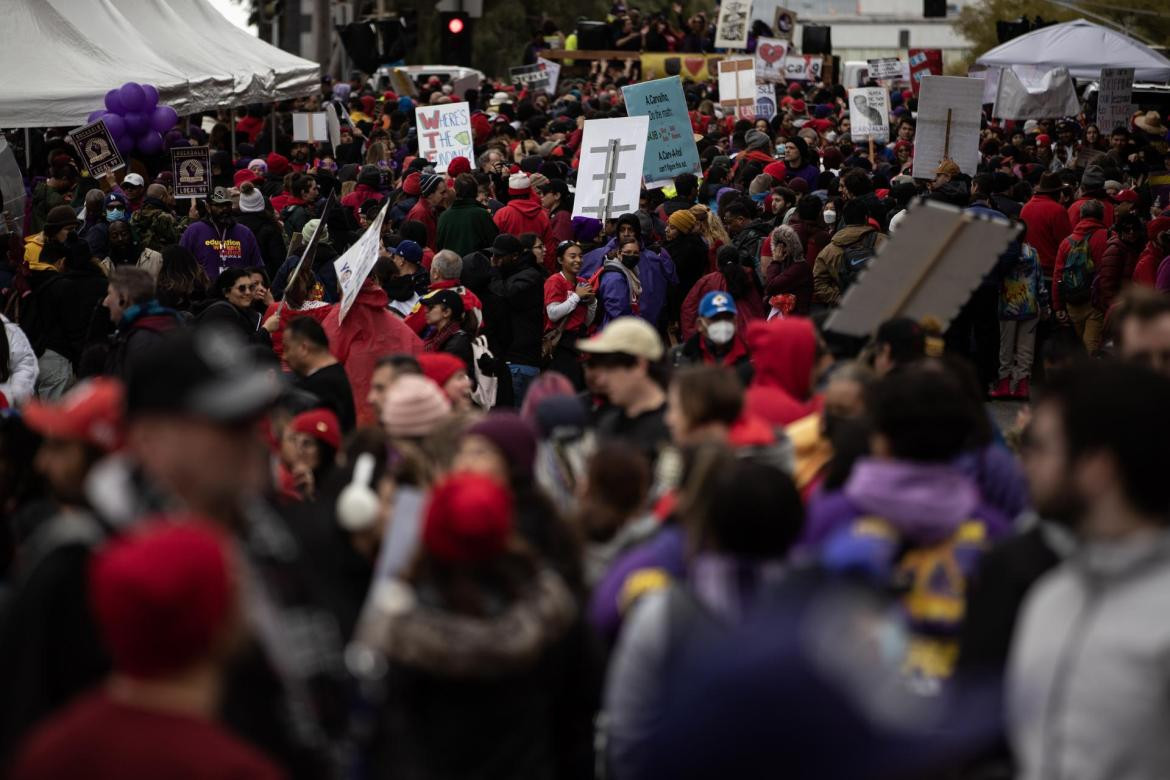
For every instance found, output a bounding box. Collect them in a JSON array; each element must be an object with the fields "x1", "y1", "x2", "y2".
[
  {"x1": 118, "y1": 82, "x2": 146, "y2": 113},
  {"x1": 141, "y1": 84, "x2": 159, "y2": 110},
  {"x1": 87, "y1": 109, "x2": 107, "y2": 124},
  {"x1": 150, "y1": 105, "x2": 179, "y2": 133},
  {"x1": 113, "y1": 134, "x2": 134, "y2": 154},
  {"x1": 123, "y1": 112, "x2": 147, "y2": 135},
  {"x1": 104, "y1": 88, "x2": 126, "y2": 115},
  {"x1": 137, "y1": 131, "x2": 164, "y2": 156},
  {"x1": 101, "y1": 112, "x2": 126, "y2": 138}
]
